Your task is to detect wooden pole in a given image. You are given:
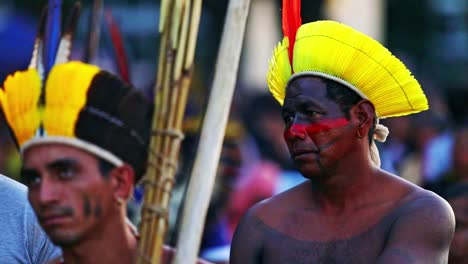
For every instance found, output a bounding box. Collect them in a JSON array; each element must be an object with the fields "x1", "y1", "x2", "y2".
[{"x1": 172, "y1": 0, "x2": 251, "y2": 263}]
